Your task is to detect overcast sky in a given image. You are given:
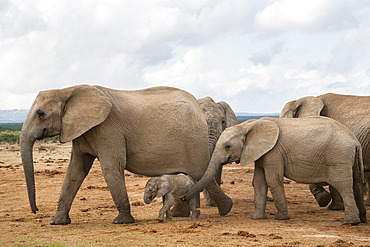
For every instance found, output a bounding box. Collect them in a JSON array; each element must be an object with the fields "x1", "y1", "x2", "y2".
[{"x1": 1, "y1": 0, "x2": 370, "y2": 112}]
